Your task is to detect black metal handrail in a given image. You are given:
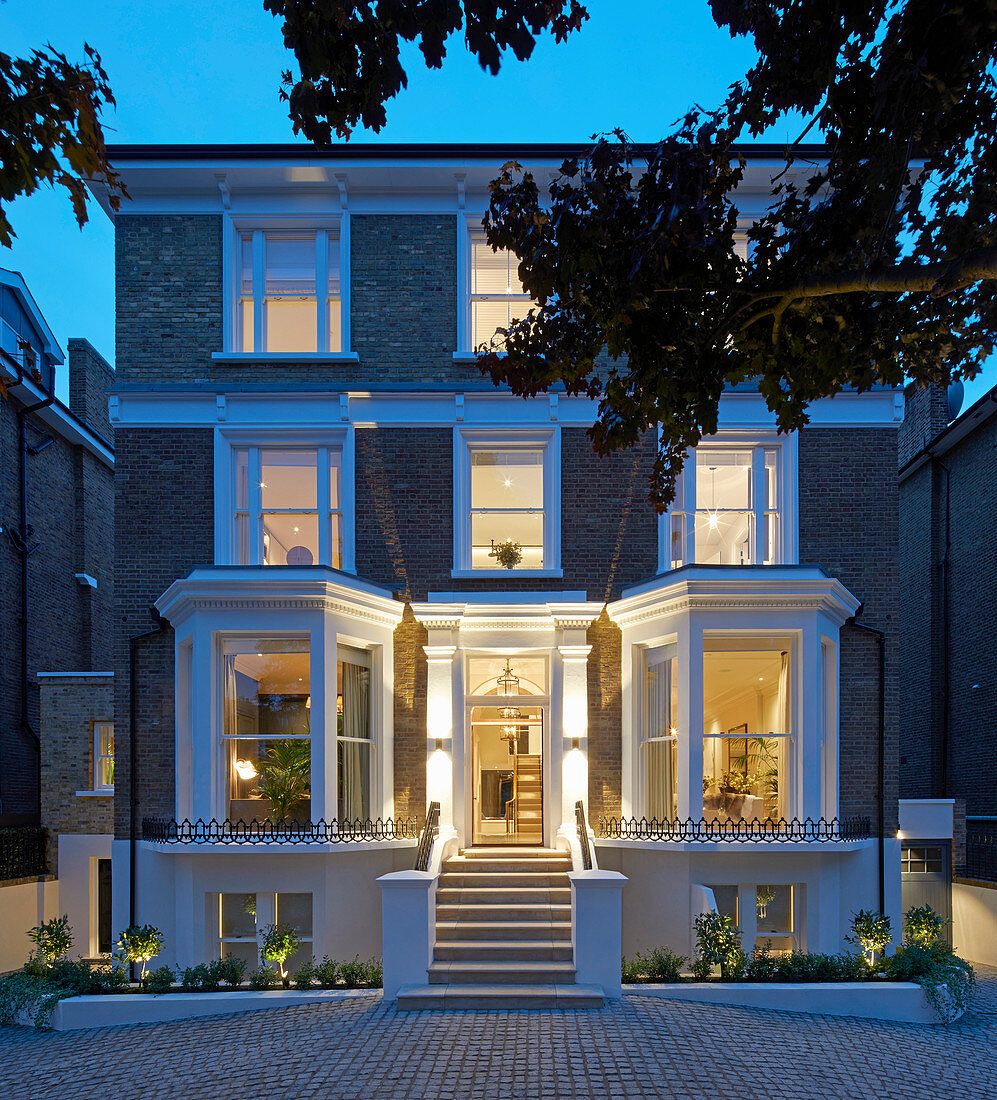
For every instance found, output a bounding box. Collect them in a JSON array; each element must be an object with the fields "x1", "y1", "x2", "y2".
[
  {"x1": 414, "y1": 802, "x2": 441, "y2": 871},
  {"x1": 962, "y1": 822, "x2": 997, "y2": 882},
  {"x1": 142, "y1": 817, "x2": 418, "y2": 845},
  {"x1": 575, "y1": 800, "x2": 593, "y2": 870},
  {"x1": 0, "y1": 826, "x2": 48, "y2": 881},
  {"x1": 597, "y1": 816, "x2": 871, "y2": 842}
]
